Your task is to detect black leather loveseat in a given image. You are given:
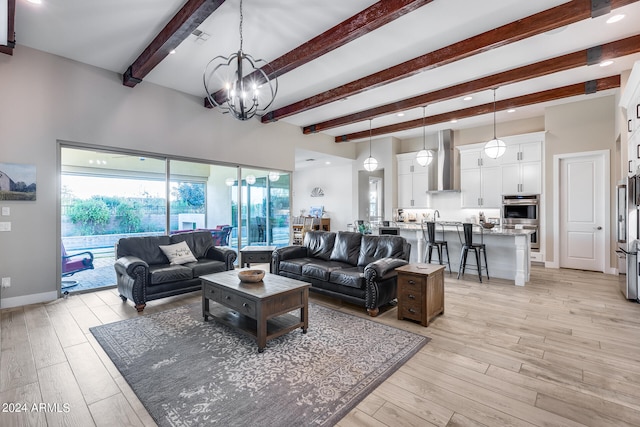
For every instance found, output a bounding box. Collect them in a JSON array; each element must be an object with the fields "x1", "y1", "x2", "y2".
[
  {"x1": 272, "y1": 231, "x2": 410, "y2": 316},
  {"x1": 114, "y1": 231, "x2": 236, "y2": 312}
]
